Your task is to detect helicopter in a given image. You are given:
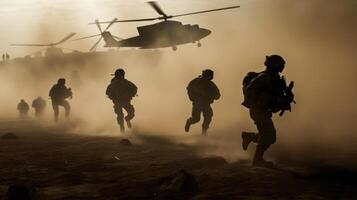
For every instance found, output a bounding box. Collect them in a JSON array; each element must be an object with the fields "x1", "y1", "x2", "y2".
[
  {"x1": 75, "y1": 1, "x2": 239, "y2": 51},
  {"x1": 11, "y1": 33, "x2": 76, "y2": 57}
]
